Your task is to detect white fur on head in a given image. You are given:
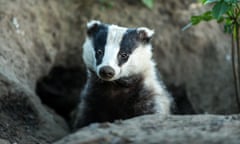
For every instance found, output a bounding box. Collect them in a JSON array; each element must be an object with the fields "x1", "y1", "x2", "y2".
[
  {"x1": 96, "y1": 25, "x2": 154, "y2": 80},
  {"x1": 86, "y1": 20, "x2": 102, "y2": 36},
  {"x1": 83, "y1": 21, "x2": 155, "y2": 81},
  {"x1": 137, "y1": 27, "x2": 154, "y2": 39},
  {"x1": 87, "y1": 20, "x2": 101, "y2": 29},
  {"x1": 96, "y1": 25, "x2": 127, "y2": 80},
  {"x1": 120, "y1": 44, "x2": 153, "y2": 78},
  {"x1": 82, "y1": 20, "x2": 102, "y2": 71},
  {"x1": 82, "y1": 38, "x2": 96, "y2": 71}
]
